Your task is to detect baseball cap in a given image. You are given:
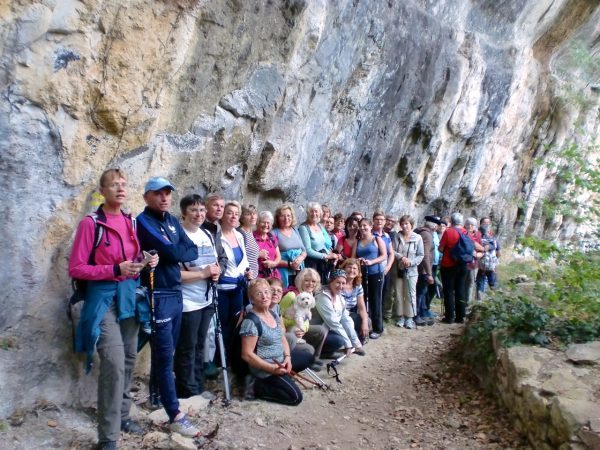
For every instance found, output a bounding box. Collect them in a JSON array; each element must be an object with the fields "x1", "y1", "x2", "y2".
[{"x1": 144, "y1": 177, "x2": 176, "y2": 194}]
